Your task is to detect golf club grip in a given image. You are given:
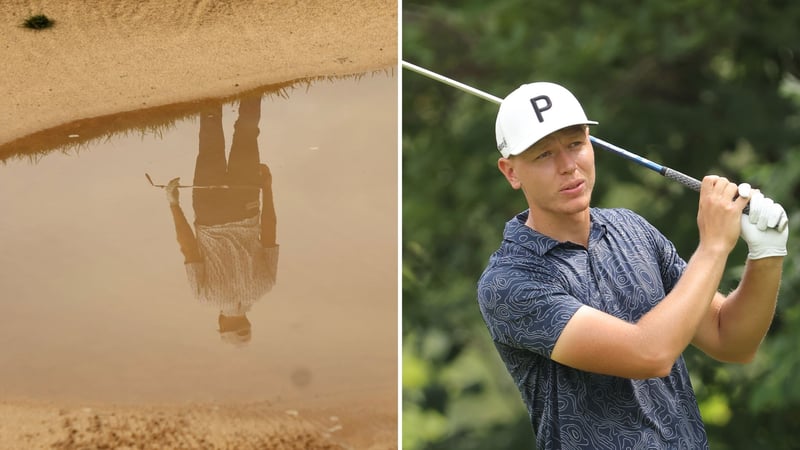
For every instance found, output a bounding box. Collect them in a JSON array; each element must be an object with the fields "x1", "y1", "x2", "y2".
[
  {"x1": 663, "y1": 168, "x2": 751, "y2": 215},
  {"x1": 663, "y1": 167, "x2": 701, "y2": 192}
]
